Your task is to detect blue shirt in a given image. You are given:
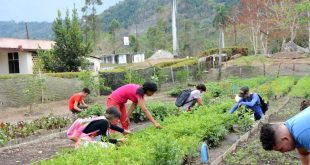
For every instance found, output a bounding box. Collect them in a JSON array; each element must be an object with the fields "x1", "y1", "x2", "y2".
[
  {"x1": 285, "y1": 107, "x2": 310, "y2": 151},
  {"x1": 229, "y1": 93, "x2": 264, "y2": 118}
]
